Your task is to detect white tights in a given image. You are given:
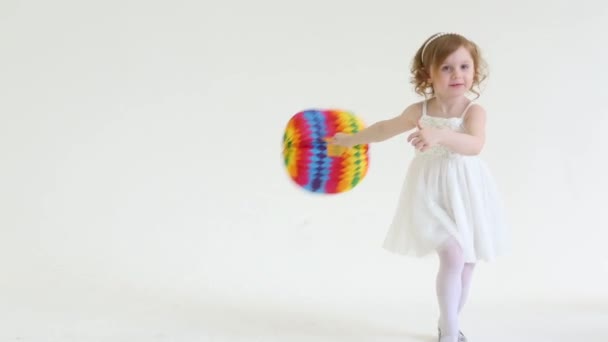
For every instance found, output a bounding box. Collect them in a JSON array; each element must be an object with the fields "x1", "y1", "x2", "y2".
[{"x1": 436, "y1": 238, "x2": 476, "y2": 342}]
